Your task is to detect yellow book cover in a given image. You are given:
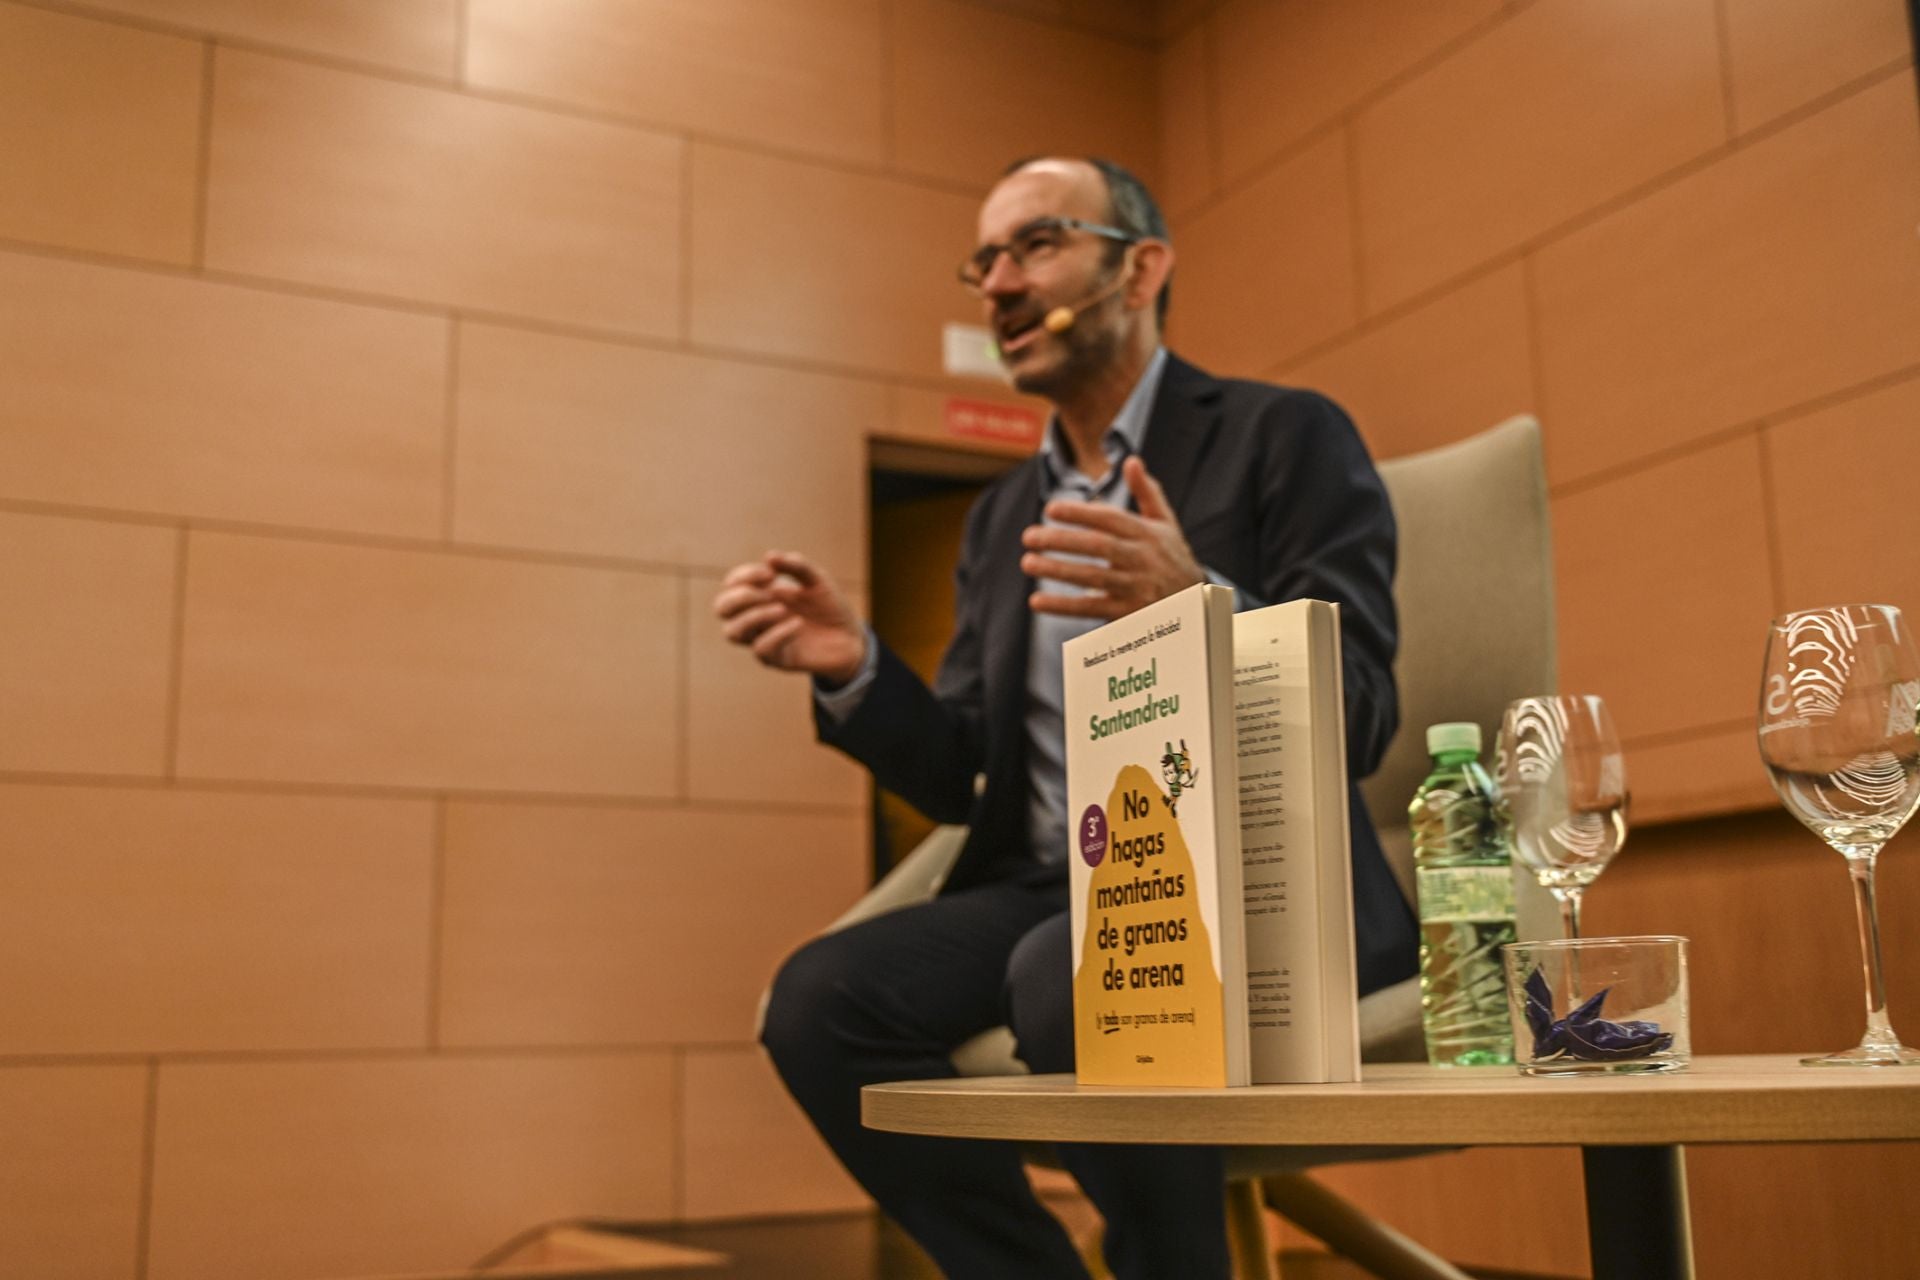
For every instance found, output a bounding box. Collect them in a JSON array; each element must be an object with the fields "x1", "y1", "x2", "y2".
[{"x1": 1063, "y1": 584, "x2": 1246, "y2": 1087}]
